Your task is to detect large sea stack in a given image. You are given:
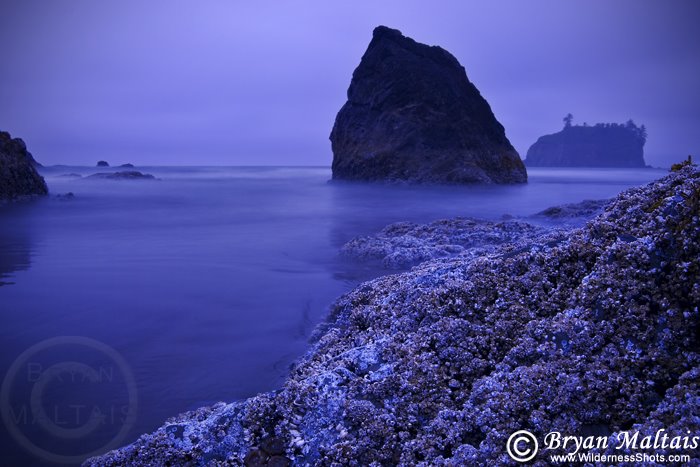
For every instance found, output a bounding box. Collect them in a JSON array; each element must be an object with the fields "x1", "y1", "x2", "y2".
[
  {"x1": 526, "y1": 121, "x2": 647, "y2": 167},
  {"x1": 330, "y1": 26, "x2": 527, "y2": 184},
  {"x1": 0, "y1": 131, "x2": 48, "y2": 200}
]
